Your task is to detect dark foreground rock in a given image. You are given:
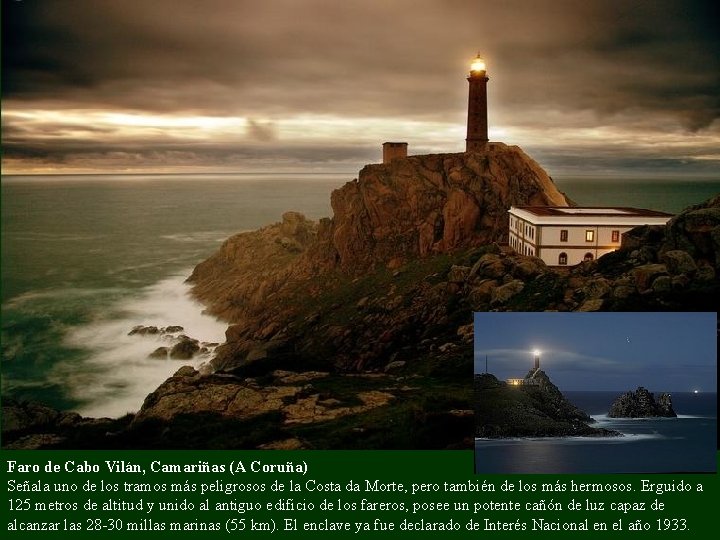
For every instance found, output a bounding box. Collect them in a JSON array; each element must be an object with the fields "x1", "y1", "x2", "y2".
[
  {"x1": 2, "y1": 358, "x2": 472, "y2": 449},
  {"x1": 608, "y1": 387, "x2": 677, "y2": 418},
  {"x1": 1, "y1": 399, "x2": 124, "y2": 450},
  {"x1": 475, "y1": 373, "x2": 620, "y2": 438}
]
